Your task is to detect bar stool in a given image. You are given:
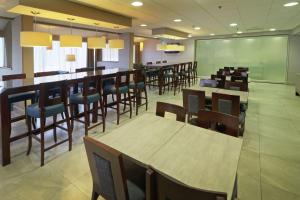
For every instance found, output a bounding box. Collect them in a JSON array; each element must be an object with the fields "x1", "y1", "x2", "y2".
[
  {"x1": 103, "y1": 71, "x2": 132, "y2": 125},
  {"x1": 26, "y1": 80, "x2": 72, "y2": 166},
  {"x1": 129, "y1": 69, "x2": 148, "y2": 115},
  {"x1": 192, "y1": 61, "x2": 198, "y2": 84},
  {"x1": 69, "y1": 75, "x2": 105, "y2": 135},
  {"x1": 2, "y1": 74, "x2": 36, "y2": 137}
]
